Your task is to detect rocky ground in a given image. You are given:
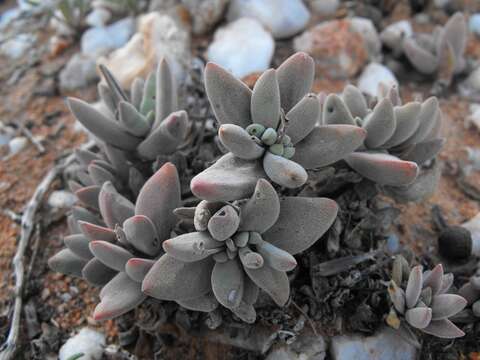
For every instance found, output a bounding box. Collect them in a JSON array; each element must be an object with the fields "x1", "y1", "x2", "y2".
[{"x1": 1, "y1": 0, "x2": 480, "y2": 359}]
